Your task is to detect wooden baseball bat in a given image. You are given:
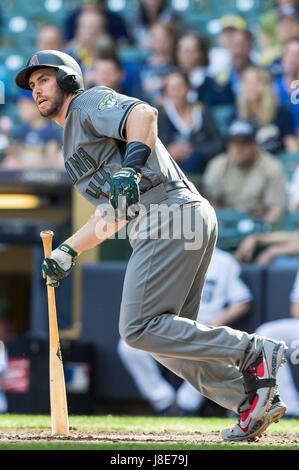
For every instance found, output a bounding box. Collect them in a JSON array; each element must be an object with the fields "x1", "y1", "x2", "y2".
[{"x1": 40, "y1": 230, "x2": 69, "y2": 436}]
